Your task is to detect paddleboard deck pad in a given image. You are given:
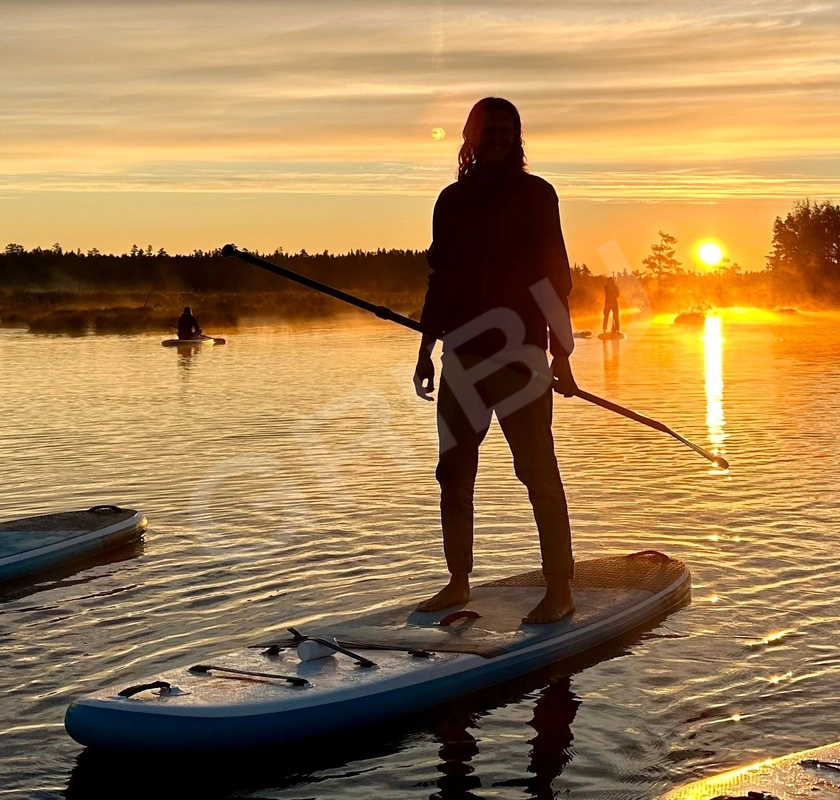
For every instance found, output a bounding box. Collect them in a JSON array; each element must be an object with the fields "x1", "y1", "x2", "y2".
[
  {"x1": 661, "y1": 740, "x2": 840, "y2": 799},
  {"x1": 302, "y1": 553, "x2": 688, "y2": 658},
  {"x1": 65, "y1": 551, "x2": 690, "y2": 751},
  {"x1": 0, "y1": 506, "x2": 147, "y2": 584}
]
